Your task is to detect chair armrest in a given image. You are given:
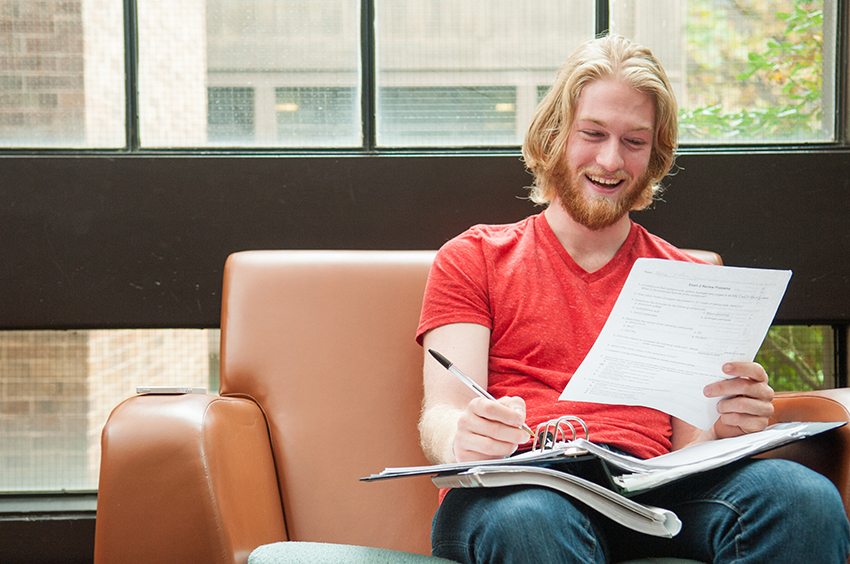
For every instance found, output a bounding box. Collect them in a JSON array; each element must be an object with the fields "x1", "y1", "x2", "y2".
[
  {"x1": 94, "y1": 394, "x2": 286, "y2": 564},
  {"x1": 763, "y1": 389, "x2": 850, "y2": 518}
]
